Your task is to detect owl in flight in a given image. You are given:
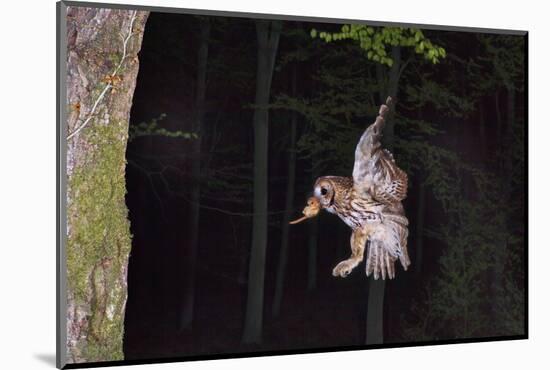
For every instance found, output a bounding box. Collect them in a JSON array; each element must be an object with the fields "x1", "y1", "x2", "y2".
[{"x1": 290, "y1": 97, "x2": 410, "y2": 280}]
